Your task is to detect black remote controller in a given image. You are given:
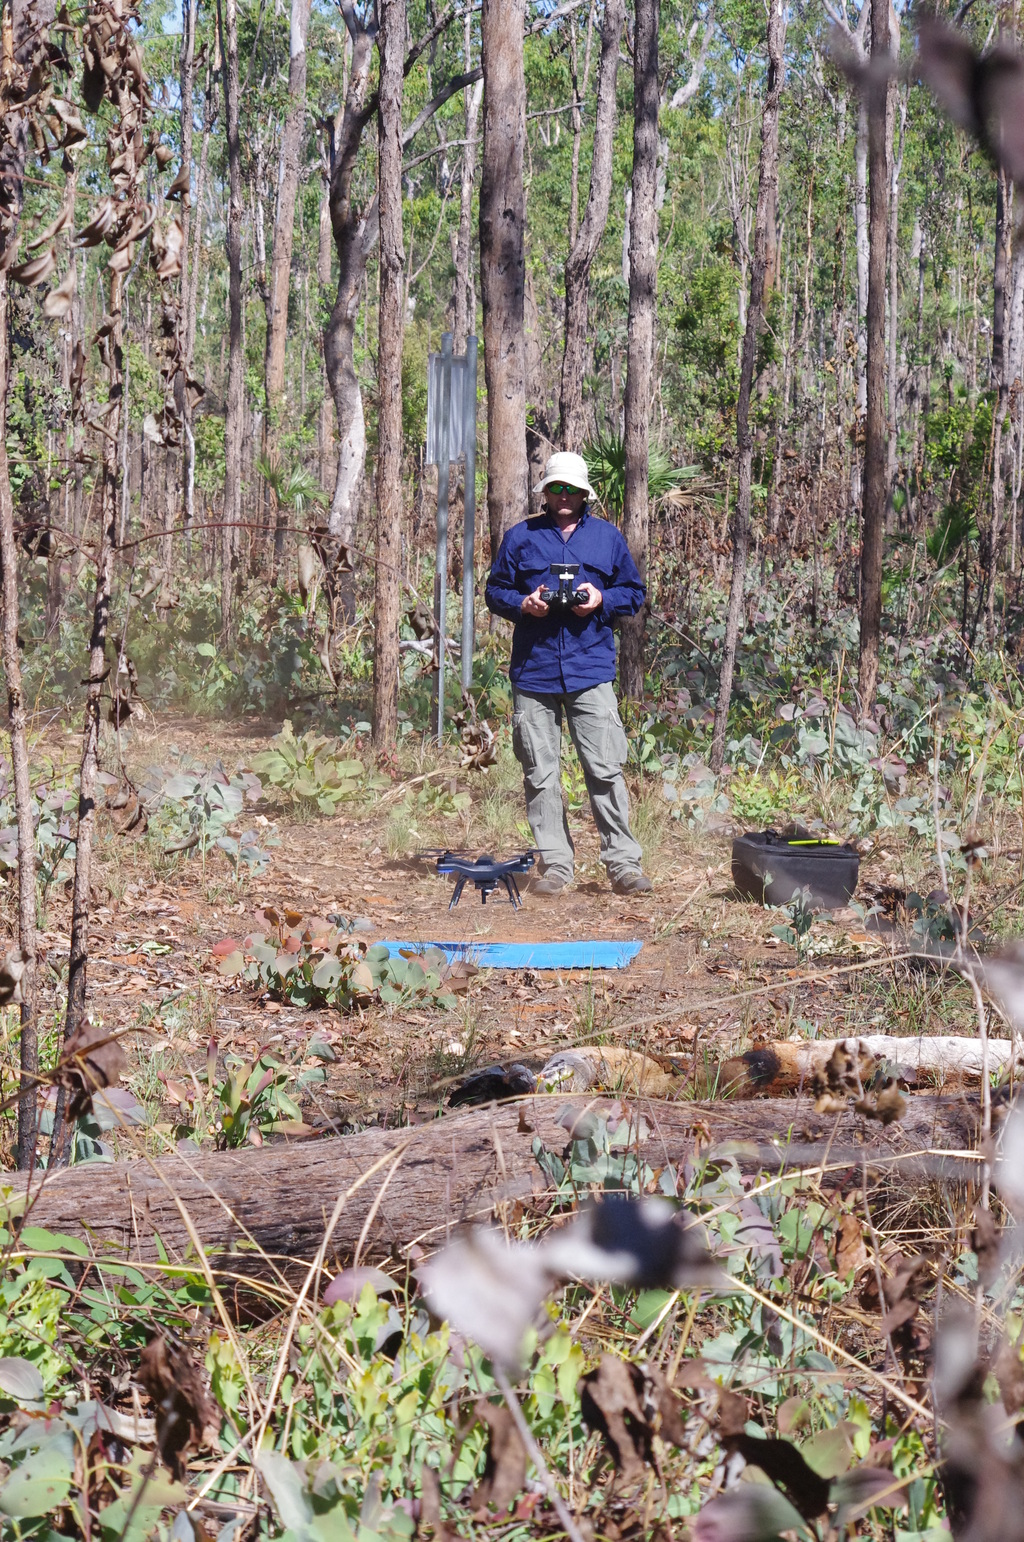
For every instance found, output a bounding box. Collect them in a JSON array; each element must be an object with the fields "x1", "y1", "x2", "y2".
[{"x1": 540, "y1": 561, "x2": 588, "y2": 609}]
